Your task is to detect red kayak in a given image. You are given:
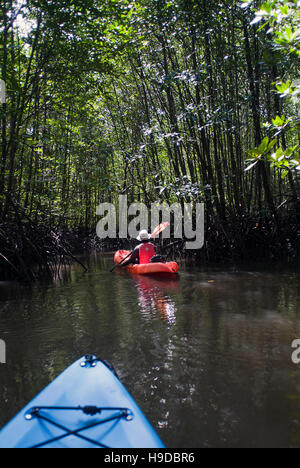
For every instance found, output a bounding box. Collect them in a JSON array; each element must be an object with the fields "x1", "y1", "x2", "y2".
[{"x1": 114, "y1": 250, "x2": 179, "y2": 276}]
